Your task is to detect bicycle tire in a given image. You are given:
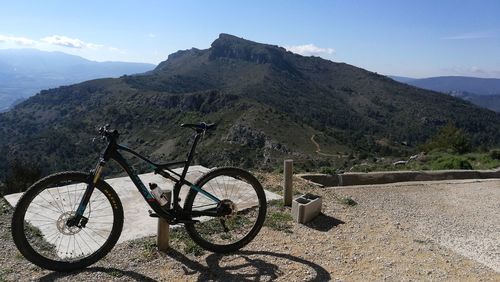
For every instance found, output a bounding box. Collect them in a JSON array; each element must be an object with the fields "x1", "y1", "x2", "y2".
[
  {"x1": 11, "y1": 171, "x2": 123, "y2": 272},
  {"x1": 183, "y1": 167, "x2": 267, "y2": 253}
]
